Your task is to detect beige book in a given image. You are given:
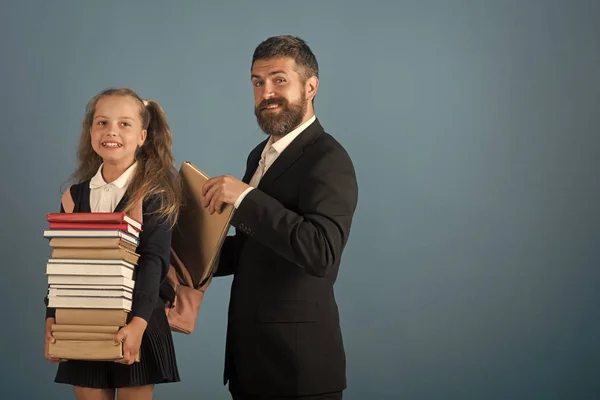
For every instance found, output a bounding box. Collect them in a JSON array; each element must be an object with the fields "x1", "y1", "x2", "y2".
[
  {"x1": 171, "y1": 161, "x2": 235, "y2": 288},
  {"x1": 47, "y1": 275, "x2": 135, "y2": 289},
  {"x1": 52, "y1": 331, "x2": 116, "y2": 340},
  {"x1": 49, "y1": 340, "x2": 123, "y2": 360},
  {"x1": 46, "y1": 261, "x2": 135, "y2": 280},
  {"x1": 47, "y1": 295, "x2": 132, "y2": 311},
  {"x1": 55, "y1": 308, "x2": 128, "y2": 326},
  {"x1": 49, "y1": 284, "x2": 133, "y2": 293},
  {"x1": 52, "y1": 324, "x2": 120, "y2": 333},
  {"x1": 49, "y1": 237, "x2": 137, "y2": 252},
  {"x1": 43, "y1": 229, "x2": 138, "y2": 246},
  {"x1": 51, "y1": 248, "x2": 139, "y2": 264},
  {"x1": 48, "y1": 287, "x2": 133, "y2": 300}
]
